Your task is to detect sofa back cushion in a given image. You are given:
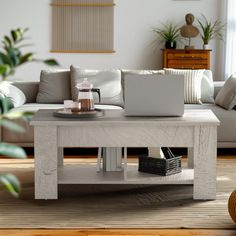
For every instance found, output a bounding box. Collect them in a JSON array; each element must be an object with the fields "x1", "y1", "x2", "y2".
[
  {"x1": 36, "y1": 69, "x2": 71, "y2": 104},
  {"x1": 70, "y1": 66, "x2": 123, "y2": 106},
  {"x1": 13, "y1": 81, "x2": 39, "y2": 103},
  {"x1": 215, "y1": 74, "x2": 236, "y2": 110}
]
